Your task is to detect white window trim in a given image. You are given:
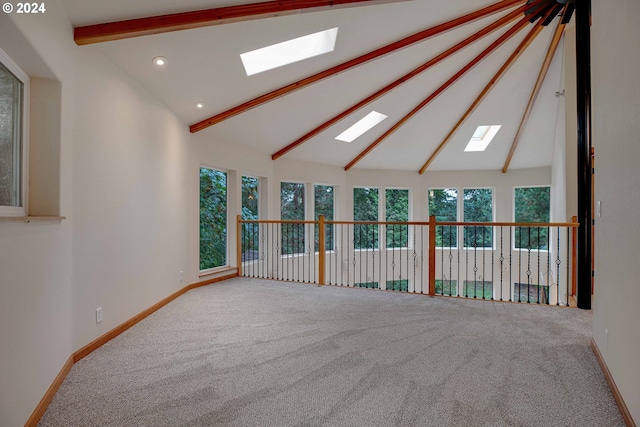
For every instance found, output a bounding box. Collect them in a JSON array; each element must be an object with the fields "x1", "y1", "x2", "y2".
[
  {"x1": 0, "y1": 47, "x2": 30, "y2": 217},
  {"x1": 462, "y1": 187, "x2": 495, "y2": 250},
  {"x1": 428, "y1": 187, "x2": 459, "y2": 249},
  {"x1": 199, "y1": 165, "x2": 229, "y2": 272},
  {"x1": 512, "y1": 185, "x2": 552, "y2": 252}
]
